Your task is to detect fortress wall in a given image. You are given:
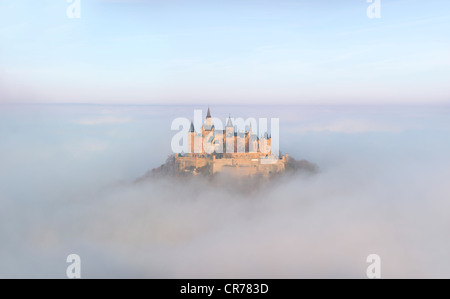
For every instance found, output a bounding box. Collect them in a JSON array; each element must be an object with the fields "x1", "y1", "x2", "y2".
[
  {"x1": 219, "y1": 165, "x2": 259, "y2": 177},
  {"x1": 211, "y1": 158, "x2": 233, "y2": 174},
  {"x1": 175, "y1": 156, "x2": 208, "y2": 172},
  {"x1": 257, "y1": 160, "x2": 285, "y2": 174},
  {"x1": 176, "y1": 154, "x2": 286, "y2": 176}
]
